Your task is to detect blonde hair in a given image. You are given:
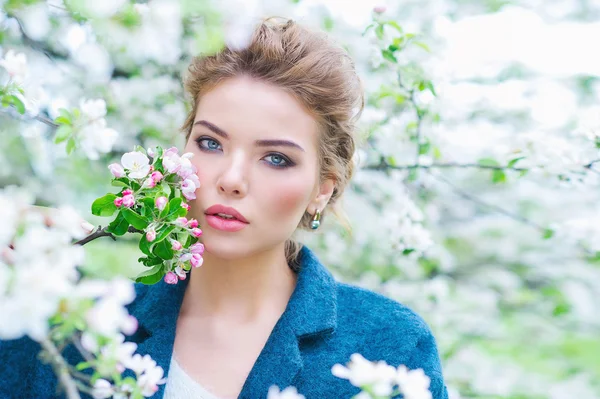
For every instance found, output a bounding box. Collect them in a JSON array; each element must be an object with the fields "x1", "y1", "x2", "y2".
[{"x1": 181, "y1": 17, "x2": 364, "y2": 269}]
